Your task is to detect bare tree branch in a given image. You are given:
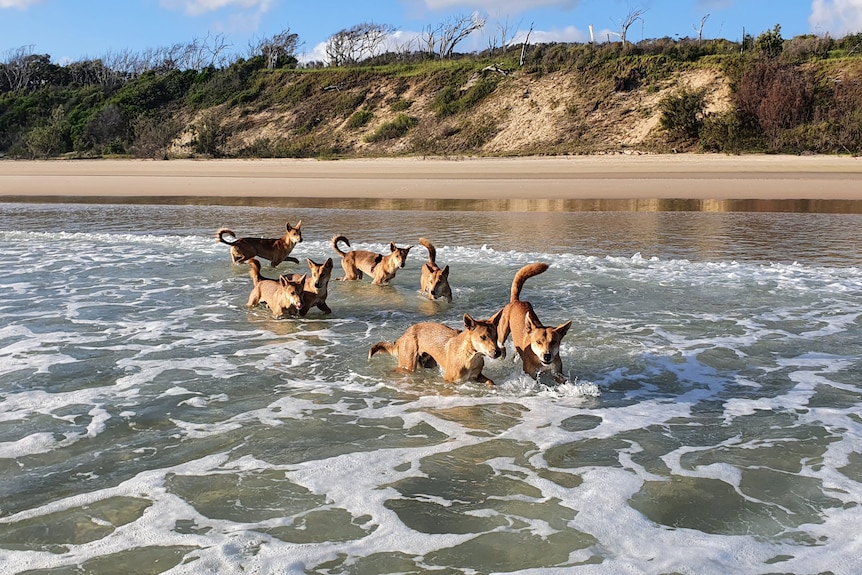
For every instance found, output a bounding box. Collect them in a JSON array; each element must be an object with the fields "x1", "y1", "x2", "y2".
[
  {"x1": 325, "y1": 22, "x2": 395, "y2": 66},
  {"x1": 693, "y1": 14, "x2": 710, "y2": 45},
  {"x1": 614, "y1": 7, "x2": 647, "y2": 46}
]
